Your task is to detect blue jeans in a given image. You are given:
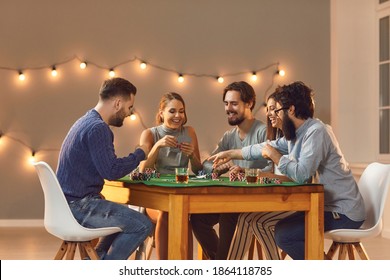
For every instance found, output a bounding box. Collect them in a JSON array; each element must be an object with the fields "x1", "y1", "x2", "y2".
[
  {"x1": 274, "y1": 211, "x2": 364, "y2": 260},
  {"x1": 69, "y1": 194, "x2": 153, "y2": 260}
]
